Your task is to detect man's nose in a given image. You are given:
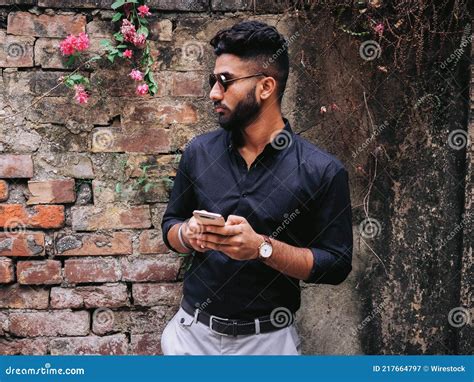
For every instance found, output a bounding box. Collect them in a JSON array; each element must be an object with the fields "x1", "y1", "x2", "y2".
[{"x1": 209, "y1": 82, "x2": 224, "y2": 102}]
